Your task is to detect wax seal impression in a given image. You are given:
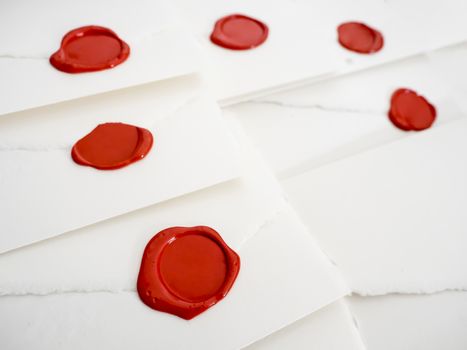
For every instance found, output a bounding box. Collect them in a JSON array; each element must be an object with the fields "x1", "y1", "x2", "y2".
[
  {"x1": 50, "y1": 25, "x2": 130, "y2": 73},
  {"x1": 71, "y1": 122, "x2": 153, "y2": 170},
  {"x1": 210, "y1": 14, "x2": 268, "y2": 50},
  {"x1": 338, "y1": 22, "x2": 383, "y2": 54},
  {"x1": 137, "y1": 226, "x2": 241, "y2": 320},
  {"x1": 388, "y1": 88, "x2": 436, "y2": 131}
]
